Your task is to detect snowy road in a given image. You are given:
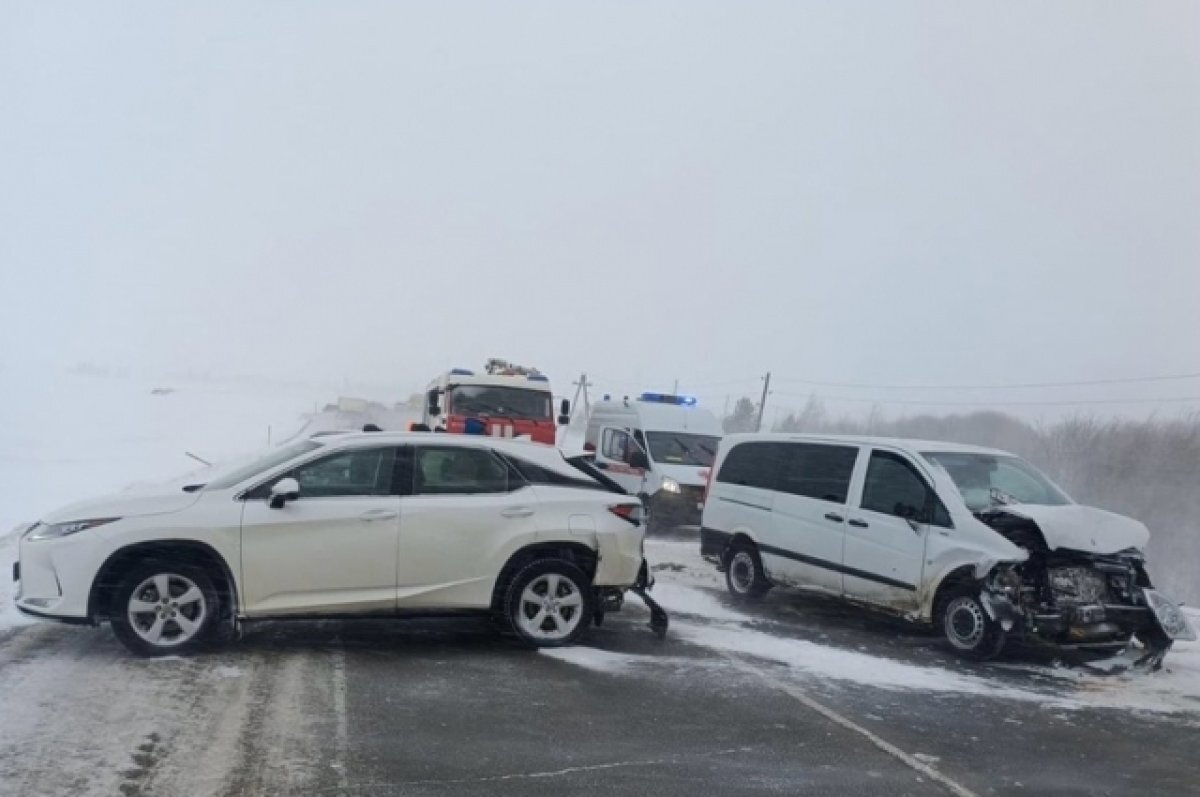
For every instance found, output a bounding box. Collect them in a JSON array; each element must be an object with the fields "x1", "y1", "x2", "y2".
[{"x1": 2, "y1": 538, "x2": 1199, "y2": 796}]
